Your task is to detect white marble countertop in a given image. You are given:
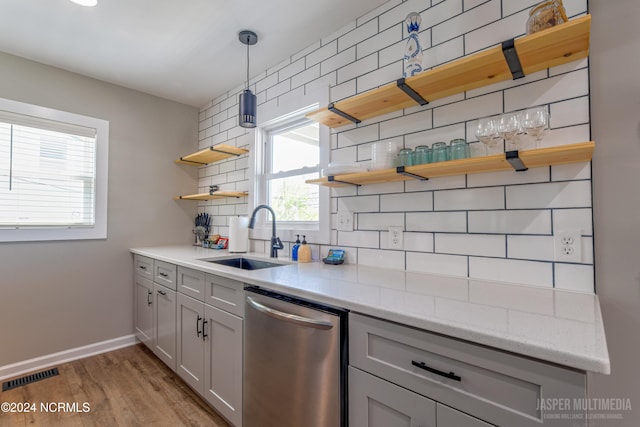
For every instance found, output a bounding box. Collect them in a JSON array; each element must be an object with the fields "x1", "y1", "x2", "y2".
[{"x1": 130, "y1": 245, "x2": 610, "y2": 374}]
